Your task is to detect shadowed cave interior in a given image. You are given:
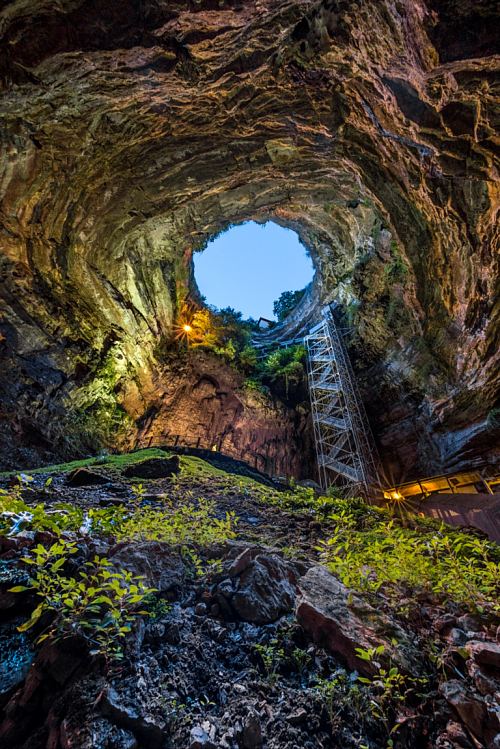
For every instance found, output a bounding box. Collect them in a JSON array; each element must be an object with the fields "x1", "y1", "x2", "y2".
[{"x1": 0, "y1": 2, "x2": 499, "y2": 748}]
